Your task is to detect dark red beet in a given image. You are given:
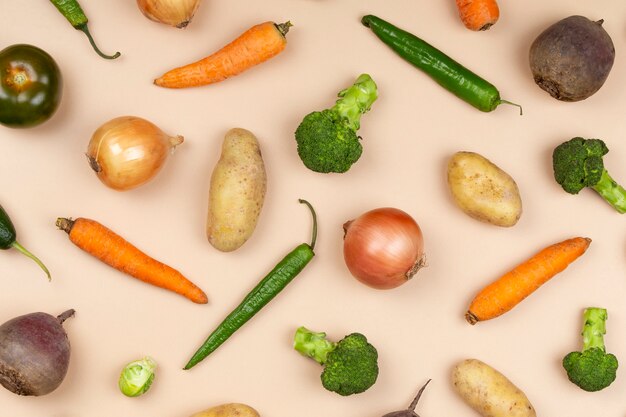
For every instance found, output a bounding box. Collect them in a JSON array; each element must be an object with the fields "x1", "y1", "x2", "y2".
[
  {"x1": 529, "y1": 15, "x2": 615, "y2": 102},
  {"x1": 0, "y1": 309, "x2": 74, "y2": 396}
]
